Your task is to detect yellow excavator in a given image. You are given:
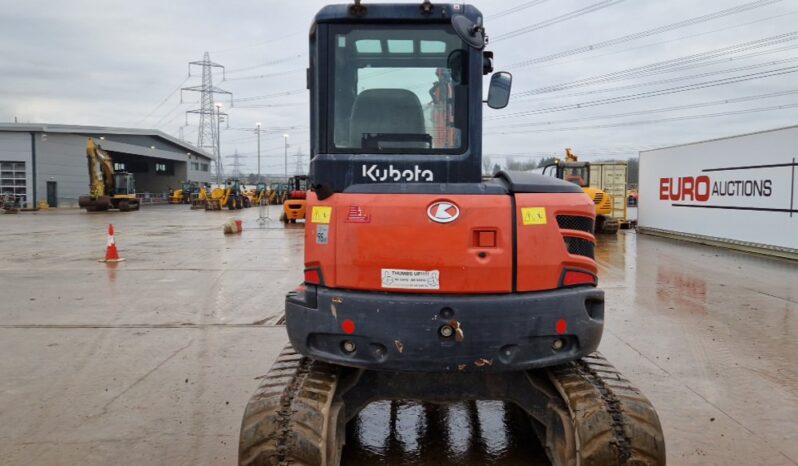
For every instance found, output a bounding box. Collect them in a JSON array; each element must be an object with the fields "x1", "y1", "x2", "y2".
[
  {"x1": 78, "y1": 138, "x2": 139, "y2": 212},
  {"x1": 542, "y1": 149, "x2": 619, "y2": 233}
]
